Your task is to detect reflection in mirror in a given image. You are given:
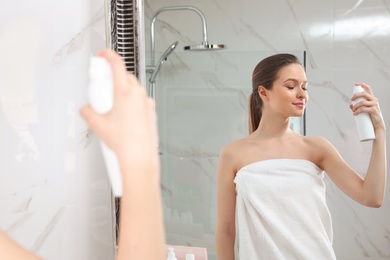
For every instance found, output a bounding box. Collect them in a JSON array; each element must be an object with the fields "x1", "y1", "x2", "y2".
[
  {"x1": 154, "y1": 51, "x2": 305, "y2": 259},
  {"x1": 110, "y1": 2, "x2": 306, "y2": 259},
  {"x1": 110, "y1": 1, "x2": 389, "y2": 259}
]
